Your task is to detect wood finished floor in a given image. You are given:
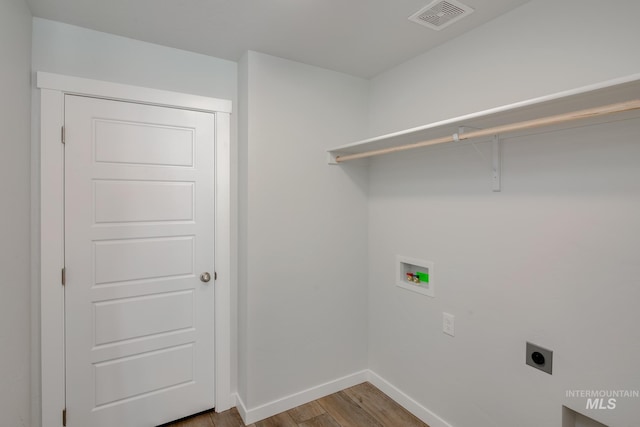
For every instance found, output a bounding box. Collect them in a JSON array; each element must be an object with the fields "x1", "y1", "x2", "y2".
[{"x1": 164, "y1": 382, "x2": 429, "y2": 427}]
